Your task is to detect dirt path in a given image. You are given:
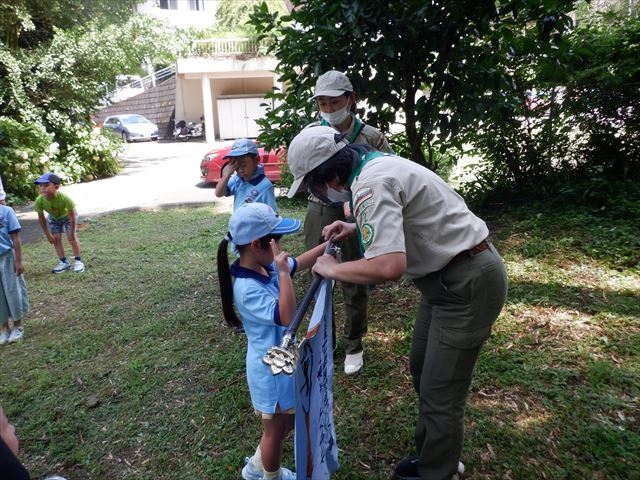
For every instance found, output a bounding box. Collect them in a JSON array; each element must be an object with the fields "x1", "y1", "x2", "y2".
[{"x1": 16, "y1": 139, "x2": 233, "y2": 243}]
